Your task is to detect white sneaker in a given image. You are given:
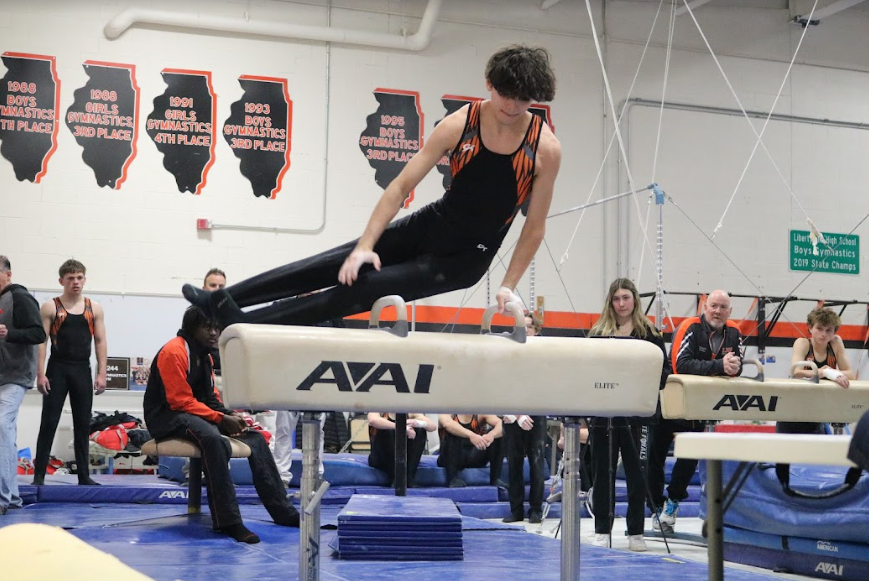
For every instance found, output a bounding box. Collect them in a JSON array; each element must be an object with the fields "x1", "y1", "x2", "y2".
[
  {"x1": 628, "y1": 534, "x2": 648, "y2": 552},
  {"x1": 593, "y1": 533, "x2": 611, "y2": 547}
]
